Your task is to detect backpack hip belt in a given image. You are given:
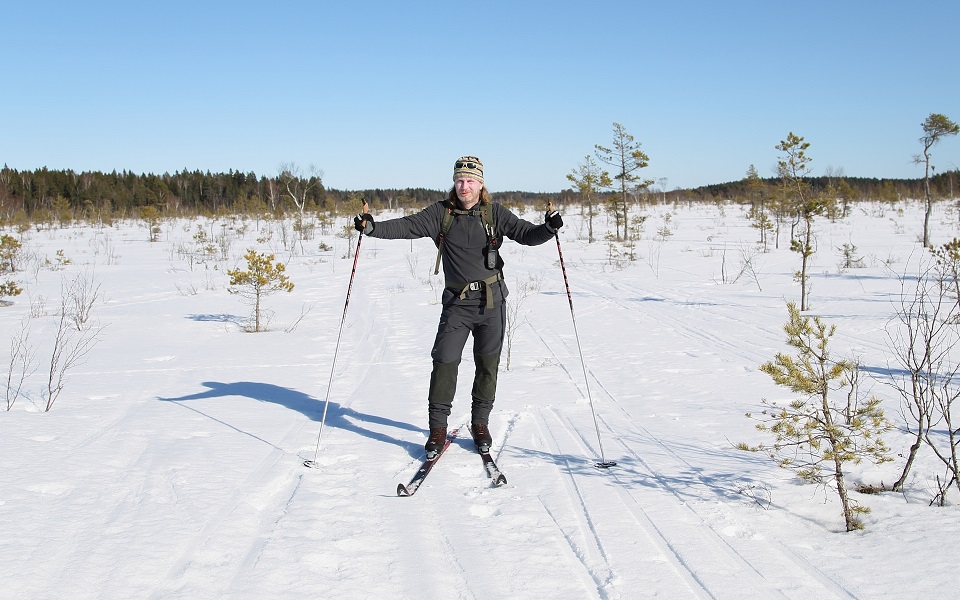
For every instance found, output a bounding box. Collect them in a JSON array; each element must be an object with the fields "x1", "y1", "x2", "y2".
[{"x1": 446, "y1": 272, "x2": 504, "y2": 309}]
